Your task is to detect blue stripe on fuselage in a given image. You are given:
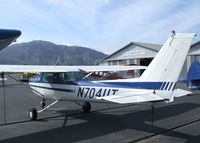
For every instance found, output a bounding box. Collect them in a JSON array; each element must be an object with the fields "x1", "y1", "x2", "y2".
[
  {"x1": 29, "y1": 81, "x2": 175, "y2": 91},
  {"x1": 77, "y1": 81, "x2": 163, "y2": 90},
  {"x1": 29, "y1": 85, "x2": 74, "y2": 93}
]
